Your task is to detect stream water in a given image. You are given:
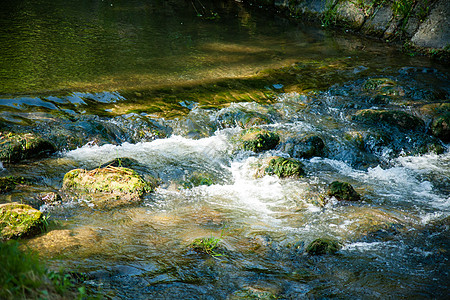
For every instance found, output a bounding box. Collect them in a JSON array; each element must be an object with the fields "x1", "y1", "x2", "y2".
[{"x1": 1, "y1": 0, "x2": 449, "y2": 299}]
